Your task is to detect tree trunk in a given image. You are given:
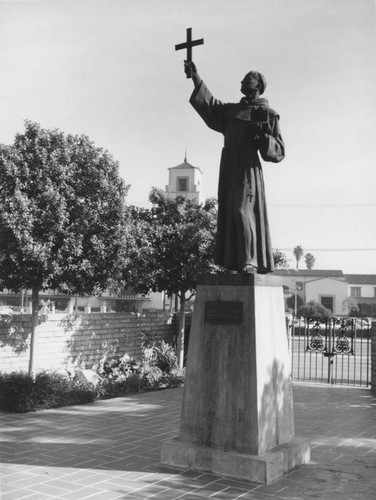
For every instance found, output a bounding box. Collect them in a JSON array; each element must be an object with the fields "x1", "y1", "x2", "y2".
[
  {"x1": 28, "y1": 287, "x2": 39, "y2": 376},
  {"x1": 177, "y1": 293, "x2": 186, "y2": 369}
]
